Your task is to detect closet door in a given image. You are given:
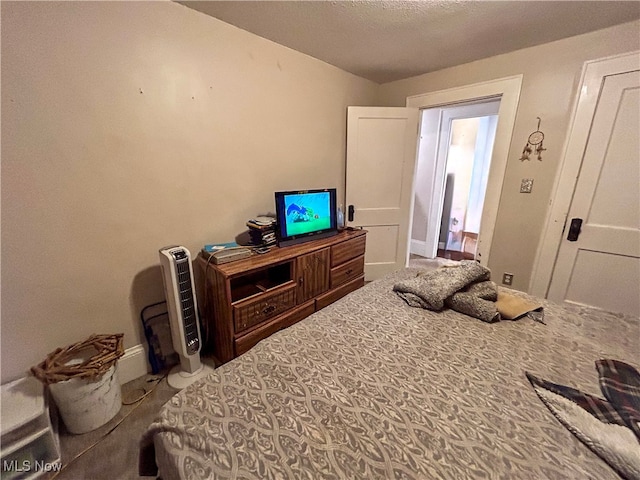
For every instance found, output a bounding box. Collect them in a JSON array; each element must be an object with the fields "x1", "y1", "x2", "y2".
[{"x1": 547, "y1": 67, "x2": 639, "y2": 316}]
